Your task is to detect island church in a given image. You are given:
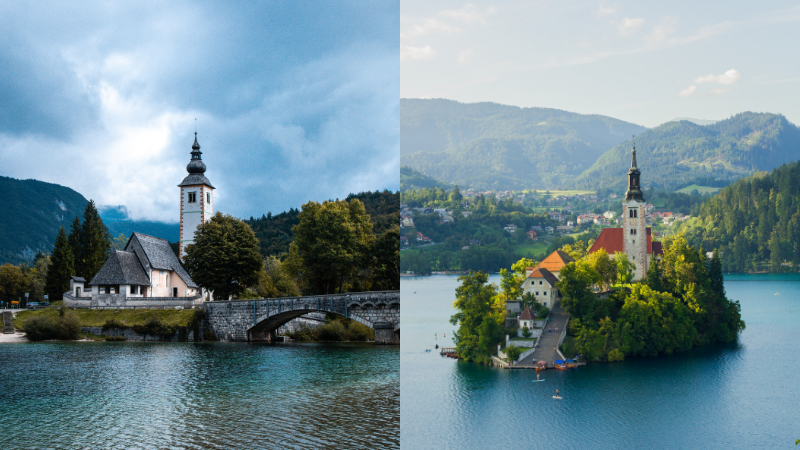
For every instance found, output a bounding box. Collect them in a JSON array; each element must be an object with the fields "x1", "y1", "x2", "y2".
[
  {"x1": 587, "y1": 140, "x2": 662, "y2": 280},
  {"x1": 511, "y1": 140, "x2": 663, "y2": 317},
  {"x1": 65, "y1": 134, "x2": 211, "y2": 308}
]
